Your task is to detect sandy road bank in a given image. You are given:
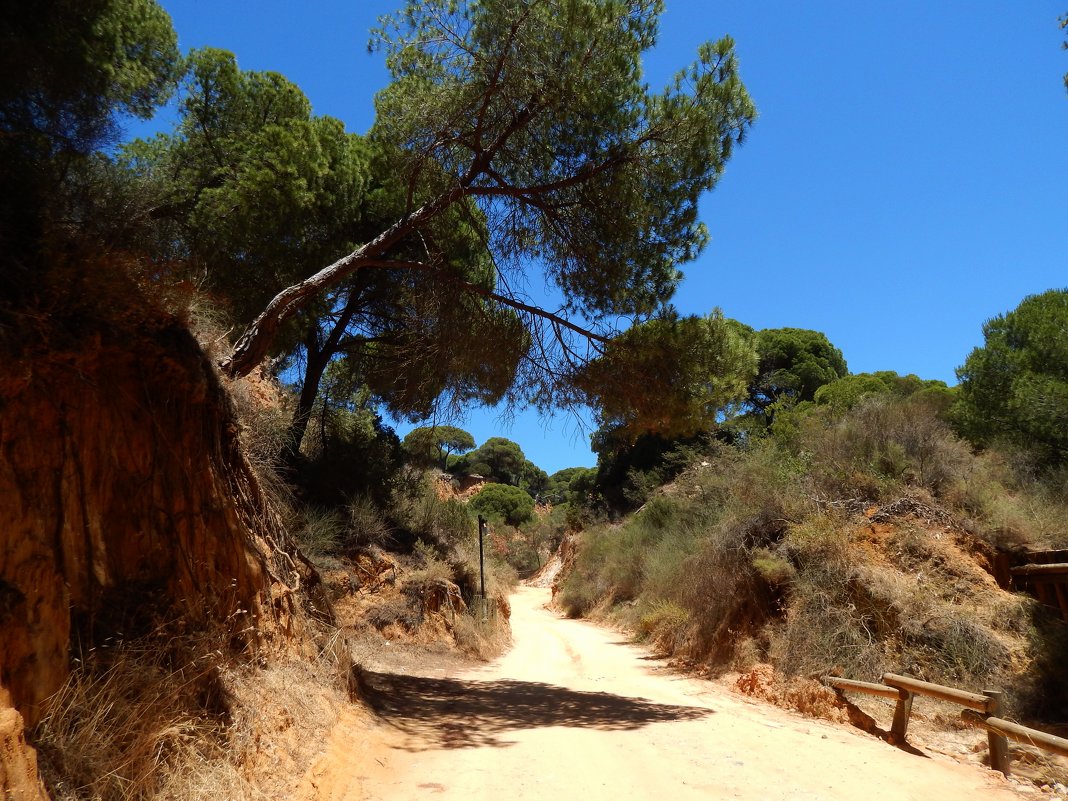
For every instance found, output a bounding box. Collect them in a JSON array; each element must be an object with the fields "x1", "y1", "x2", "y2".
[{"x1": 302, "y1": 586, "x2": 1020, "y2": 801}]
